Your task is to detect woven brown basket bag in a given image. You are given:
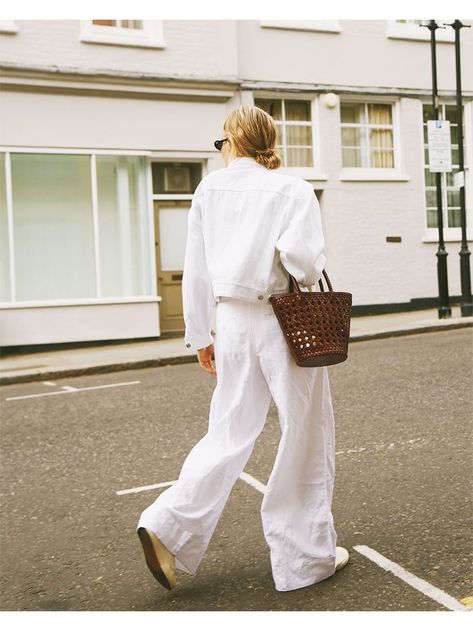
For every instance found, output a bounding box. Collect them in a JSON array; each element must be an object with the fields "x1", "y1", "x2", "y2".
[{"x1": 268, "y1": 270, "x2": 352, "y2": 367}]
